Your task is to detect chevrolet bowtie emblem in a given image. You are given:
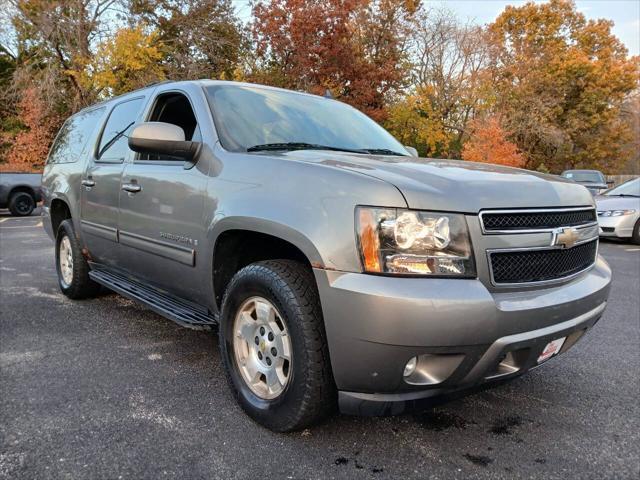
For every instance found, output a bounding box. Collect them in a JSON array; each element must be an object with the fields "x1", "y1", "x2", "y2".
[{"x1": 552, "y1": 227, "x2": 579, "y2": 249}]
